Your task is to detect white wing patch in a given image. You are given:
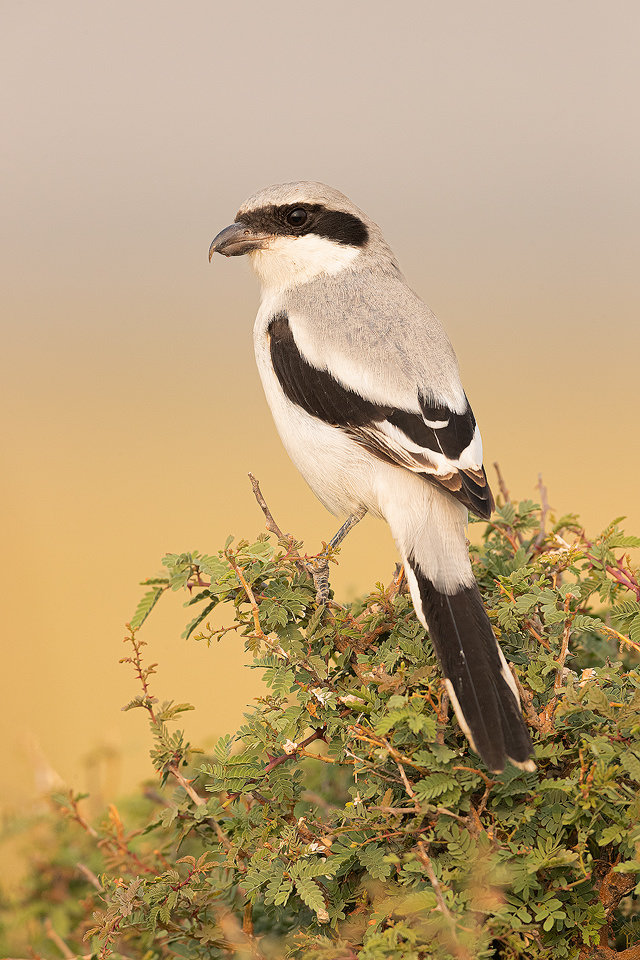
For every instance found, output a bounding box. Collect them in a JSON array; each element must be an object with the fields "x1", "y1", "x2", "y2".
[{"x1": 355, "y1": 419, "x2": 484, "y2": 477}]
